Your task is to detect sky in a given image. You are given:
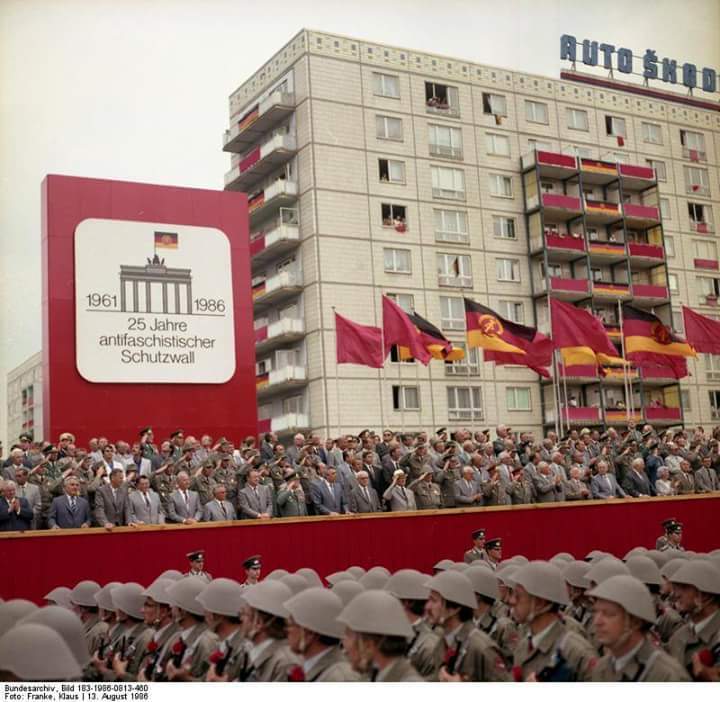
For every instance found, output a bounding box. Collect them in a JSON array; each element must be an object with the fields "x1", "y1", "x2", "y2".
[{"x1": 1, "y1": 0, "x2": 719, "y2": 440}]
